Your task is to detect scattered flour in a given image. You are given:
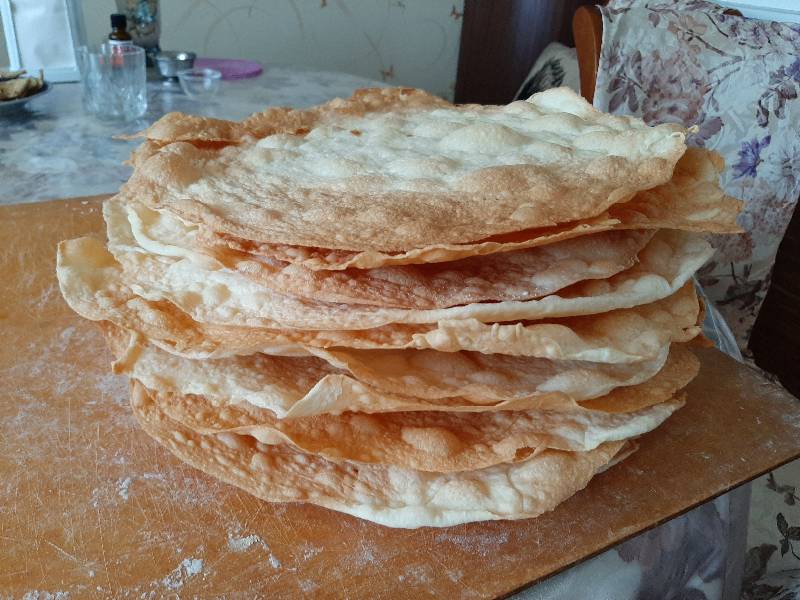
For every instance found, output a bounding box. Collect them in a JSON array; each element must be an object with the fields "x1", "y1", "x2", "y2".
[
  {"x1": 447, "y1": 569, "x2": 463, "y2": 582},
  {"x1": 227, "y1": 533, "x2": 265, "y2": 552},
  {"x1": 433, "y1": 530, "x2": 511, "y2": 557},
  {"x1": 357, "y1": 546, "x2": 375, "y2": 567},
  {"x1": 59, "y1": 327, "x2": 76, "y2": 344},
  {"x1": 34, "y1": 282, "x2": 59, "y2": 311},
  {"x1": 117, "y1": 477, "x2": 132, "y2": 501},
  {"x1": 94, "y1": 371, "x2": 129, "y2": 405},
  {"x1": 22, "y1": 593, "x2": 70, "y2": 600},
  {"x1": 226, "y1": 531, "x2": 281, "y2": 569},
  {"x1": 403, "y1": 564, "x2": 433, "y2": 585},
  {"x1": 184, "y1": 559, "x2": 204, "y2": 576},
  {"x1": 160, "y1": 557, "x2": 204, "y2": 590},
  {"x1": 349, "y1": 539, "x2": 382, "y2": 569},
  {"x1": 298, "y1": 580, "x2": 319, "y2": 593},
  {"x1": 300, "y1": 543, "x2": 322, "y2": 561}
]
